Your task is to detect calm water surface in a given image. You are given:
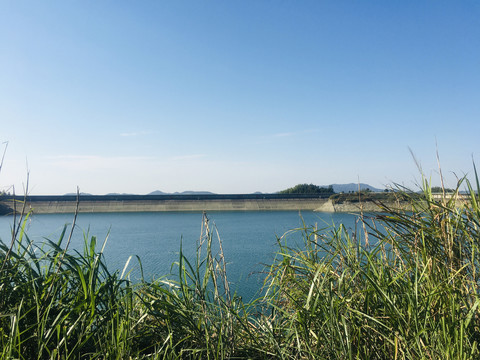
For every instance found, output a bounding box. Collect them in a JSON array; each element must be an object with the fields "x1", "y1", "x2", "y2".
[{"x1": 0, "y1": 211, "x2": 363, "y2": 299}]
